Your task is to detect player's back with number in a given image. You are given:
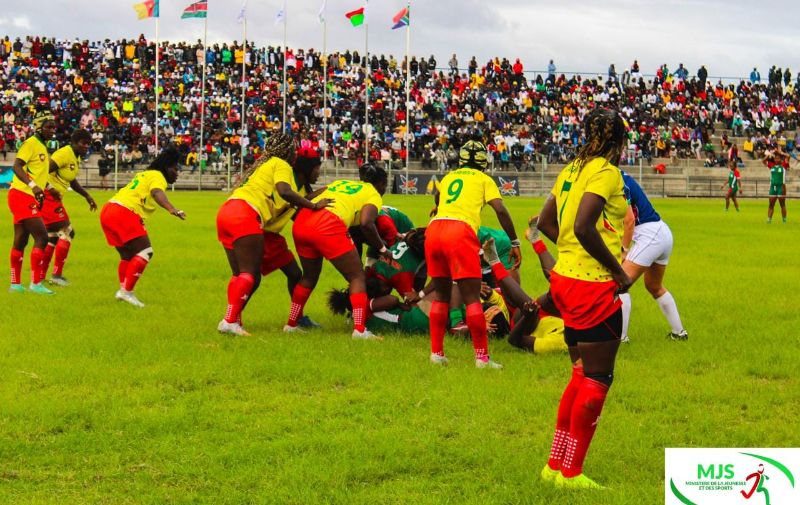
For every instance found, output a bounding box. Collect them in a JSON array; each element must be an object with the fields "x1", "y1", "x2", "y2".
[
  {"x1": 112, "y1": 170, "x2": 168, "y2": 219},
  {"x1": 312, "y1": 179, "x2": 383, "y2": 227},
  {"x1": 434, "y1": 168, "x2": 501, "y2": 231}
]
